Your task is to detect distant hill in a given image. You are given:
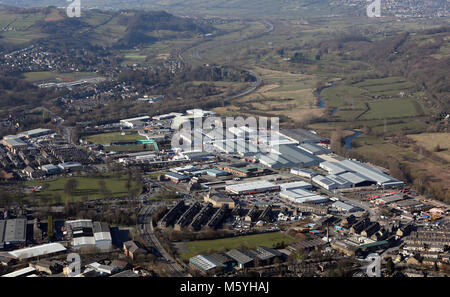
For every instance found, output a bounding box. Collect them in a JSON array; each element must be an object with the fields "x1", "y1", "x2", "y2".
[{"x1": 0, "y1": 0, "x2": 448, "y2": 18}]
